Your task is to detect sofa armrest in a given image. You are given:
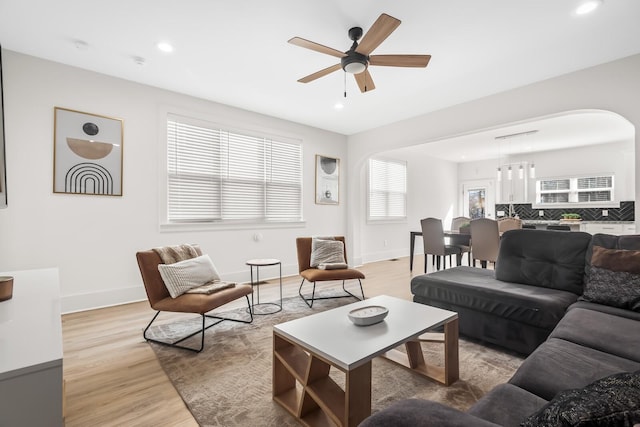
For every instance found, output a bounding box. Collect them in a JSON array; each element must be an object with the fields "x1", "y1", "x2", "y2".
[{"x1": 359, "y1": 399, "x2": 500, "y2": 427}]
